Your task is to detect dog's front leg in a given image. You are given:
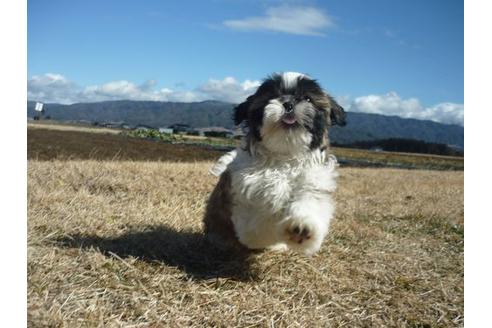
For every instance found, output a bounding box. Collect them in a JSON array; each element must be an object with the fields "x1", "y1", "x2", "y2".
[
  {"x1": 231, "y1": 205, "x2": 280, "y2": 250},
  {"x1": 278, "y1": 194, "x2": 334, "y2": 255}
]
